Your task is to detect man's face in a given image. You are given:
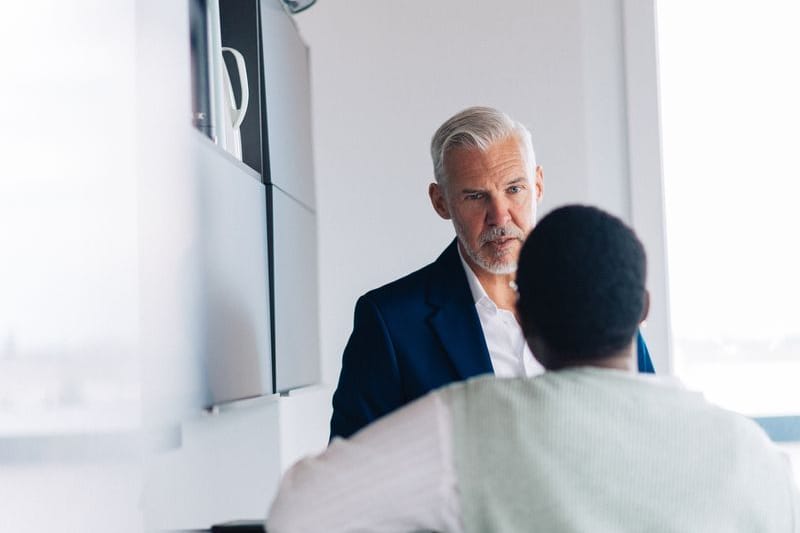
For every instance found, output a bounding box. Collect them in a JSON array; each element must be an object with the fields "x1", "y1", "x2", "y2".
[{"x1": 429, "y1": 135, "x2": 544, "y2": 276}]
